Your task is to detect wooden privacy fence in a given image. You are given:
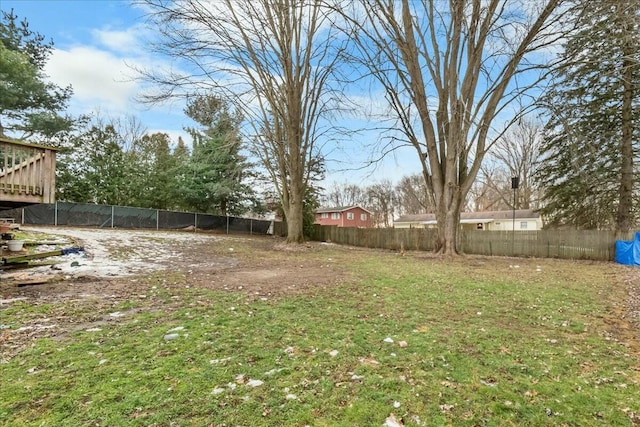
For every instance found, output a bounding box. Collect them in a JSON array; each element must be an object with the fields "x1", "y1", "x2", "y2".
[{"x1": 310, "y1": 225, "x2": 635, "y2": 261}]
